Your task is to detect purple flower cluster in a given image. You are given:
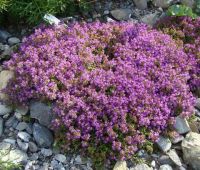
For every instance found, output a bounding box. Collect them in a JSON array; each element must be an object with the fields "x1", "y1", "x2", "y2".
[
  {"x1": 3, "y1": 22, "x2": 195, "y2": 161},
  {"x1": 156, "y1": 16, "x2": 200, "y2": 97}
]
